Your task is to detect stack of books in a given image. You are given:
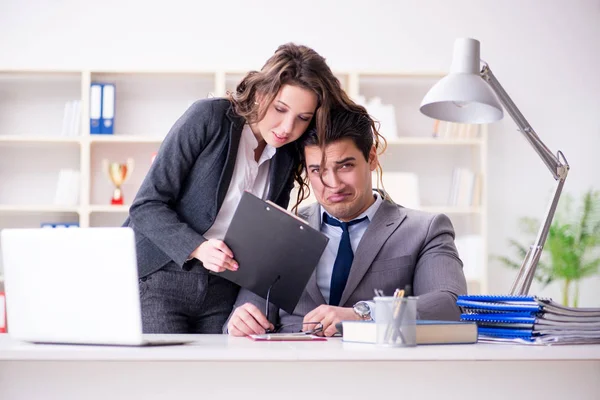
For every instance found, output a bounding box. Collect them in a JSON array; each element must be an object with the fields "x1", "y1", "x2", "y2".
[{"x1": 458, "y1": 295, "x2": 600, "y2": 345}]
